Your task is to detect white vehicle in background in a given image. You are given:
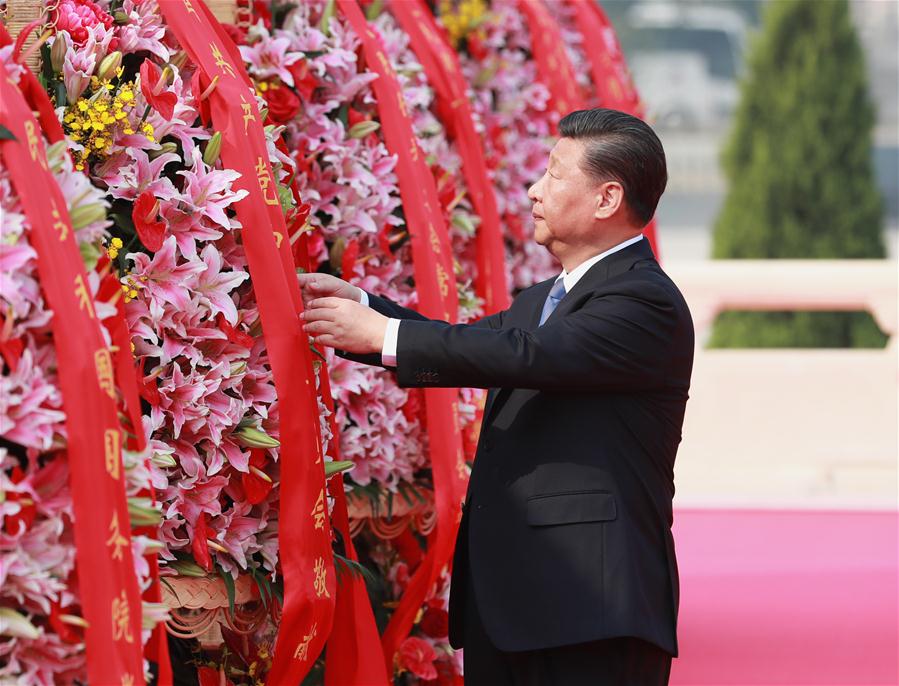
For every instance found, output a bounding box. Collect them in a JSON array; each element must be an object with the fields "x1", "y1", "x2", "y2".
[{"x1": 624, "y1": 2, "x2": 748, "y2": 130}]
